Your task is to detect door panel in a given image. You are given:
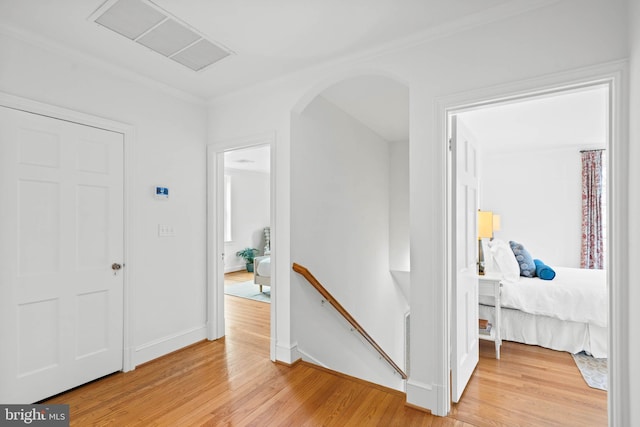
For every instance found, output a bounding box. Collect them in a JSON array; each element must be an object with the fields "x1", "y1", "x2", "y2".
[
  {"x1": 19, "y1": 179, "x2": 61, "y2": 275},
  {"x1": 0, "y1": 107, "x2": 124, "y2": 403},
  {"x1": 451, "y1": 115, "x2": 480, "y2": 403}
]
